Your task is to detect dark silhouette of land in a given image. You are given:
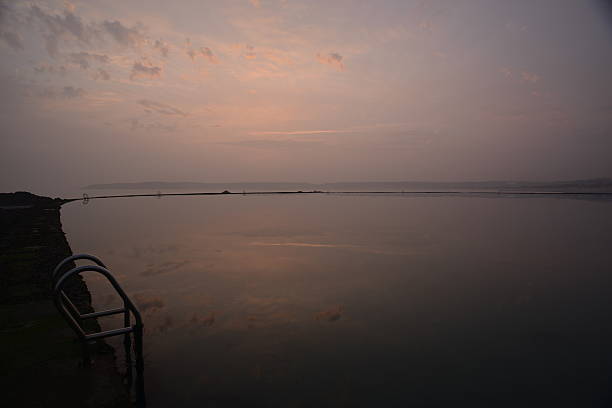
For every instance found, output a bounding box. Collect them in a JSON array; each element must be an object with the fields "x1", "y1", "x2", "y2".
[{"x1": 0, "y1": 192, "x2": 131, "y2": 407}]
